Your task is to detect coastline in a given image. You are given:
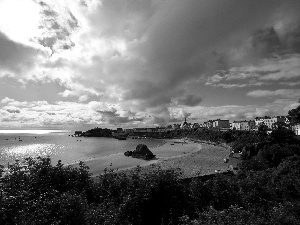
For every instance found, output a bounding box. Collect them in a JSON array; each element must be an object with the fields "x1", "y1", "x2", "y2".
[{"x1": 72, "y1": 138, "x2": 231, "y2": 178}]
